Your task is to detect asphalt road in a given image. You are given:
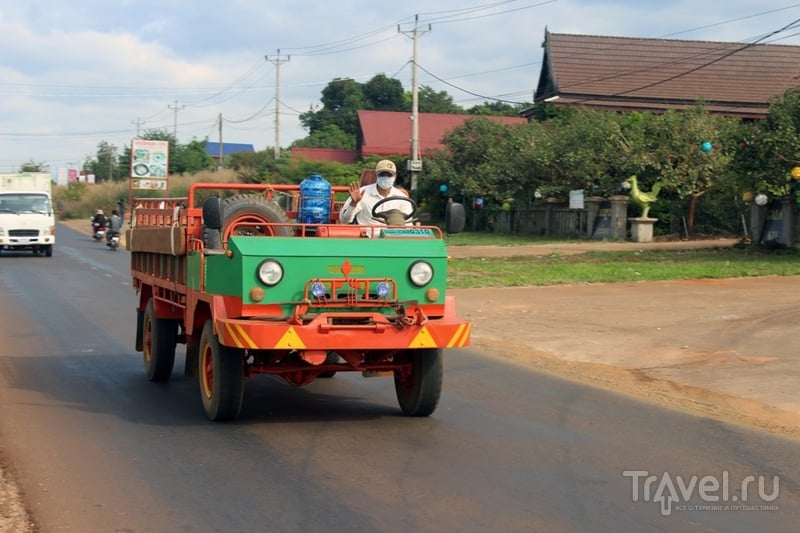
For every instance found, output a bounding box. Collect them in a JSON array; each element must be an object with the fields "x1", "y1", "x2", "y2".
[{"x1": 0, "y1": 224, "x2": 798, "y2": 532}]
